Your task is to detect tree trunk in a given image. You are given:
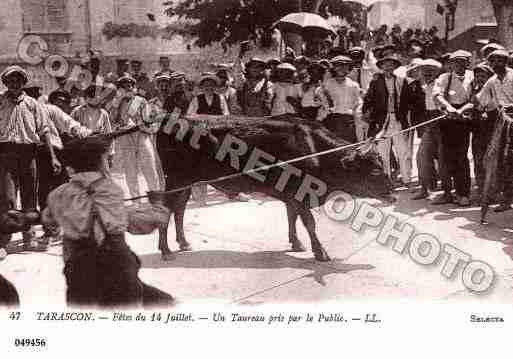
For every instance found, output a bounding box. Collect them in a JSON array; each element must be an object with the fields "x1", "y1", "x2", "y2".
[{"x1": 492, "y1": 0, "x2": 513, "y2": 48}]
